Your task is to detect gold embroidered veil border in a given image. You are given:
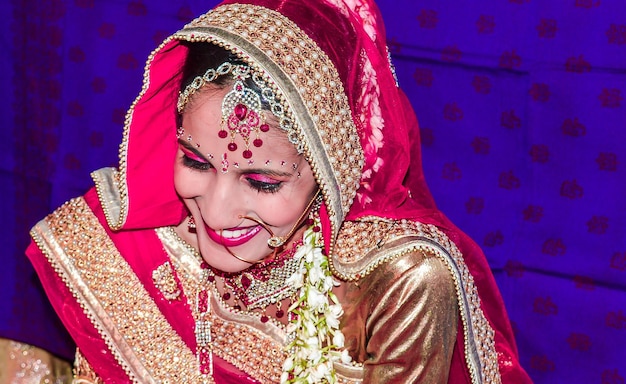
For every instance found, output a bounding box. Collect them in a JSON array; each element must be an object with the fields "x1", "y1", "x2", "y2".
[
  {"x1": 30, "y1": 197, "x2": 202, "y2": 383},
  {"x1": 334, "y1": 217, "x2": 502, "y2": 384}
]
